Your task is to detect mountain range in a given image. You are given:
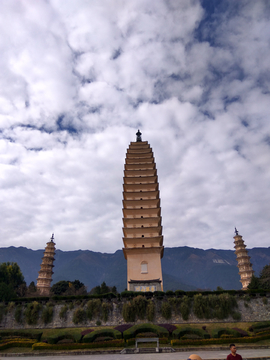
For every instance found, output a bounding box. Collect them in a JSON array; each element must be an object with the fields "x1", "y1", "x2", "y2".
[{"x1": 0, "y1": 246, "x2": 269, "y2": 292}]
